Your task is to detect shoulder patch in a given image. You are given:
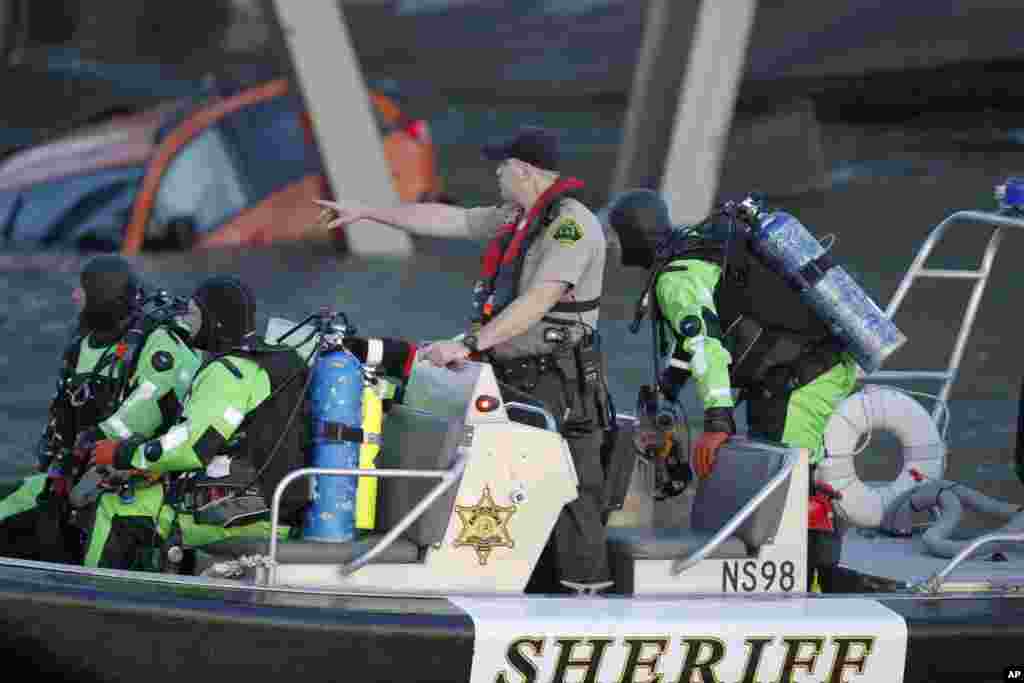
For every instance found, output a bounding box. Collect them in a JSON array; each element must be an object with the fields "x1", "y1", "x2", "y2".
[
  {"x1": 551, "y1": 217, "x2": 584, "y2": 245},
  {"x1": 151, "y1": 350, "x2": 174, "y2": 372}
]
